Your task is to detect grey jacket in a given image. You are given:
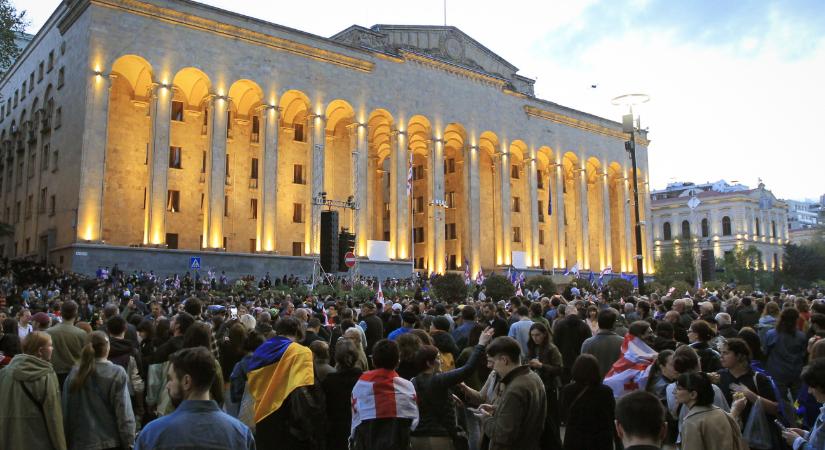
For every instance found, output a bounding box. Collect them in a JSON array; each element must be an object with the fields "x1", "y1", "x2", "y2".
[
  {"x1": 580, "y1": 330, "x2": 624, "y2": 377},
  {"x1": 62, "y1": 360, "x2": 135, "y2": 450}
]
